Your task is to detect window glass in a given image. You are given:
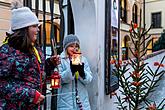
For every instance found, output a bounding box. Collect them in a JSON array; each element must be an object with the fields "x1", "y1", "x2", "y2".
[
  {"x1": 152, "y1": 12, "x2": 161, "y2": 28},
  {"x1": 132, "y1": 4, "x2": 138, "y2": 24},
  {"x1": 120, "y1": 0, "x2": 127, "y2": 22}
]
